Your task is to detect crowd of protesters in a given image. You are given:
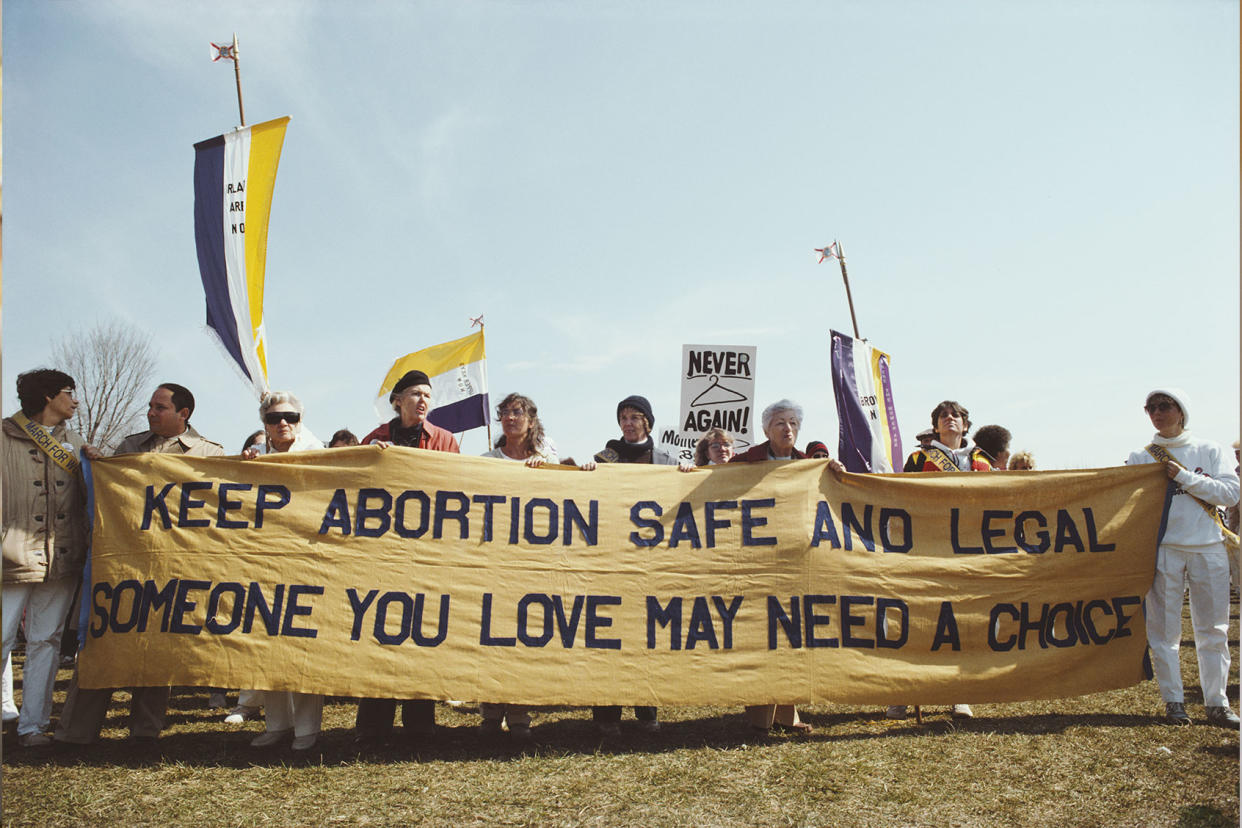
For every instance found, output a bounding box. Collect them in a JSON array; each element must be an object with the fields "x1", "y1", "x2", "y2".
[{"x1": 2, "y1": 366, "x2": 1237, "y2": 754}]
